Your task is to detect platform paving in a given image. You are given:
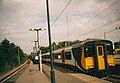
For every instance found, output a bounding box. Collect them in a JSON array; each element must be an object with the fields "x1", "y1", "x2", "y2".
[
  {"x1": 14, "y1": 62, "x2": 111, "y2": 83},
  {"x1": 15, "y1": 63, "x2": 50, "y2": 83},
  {"x1": 42, "y1": 64, "x2": 110, "y2": 83}
]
